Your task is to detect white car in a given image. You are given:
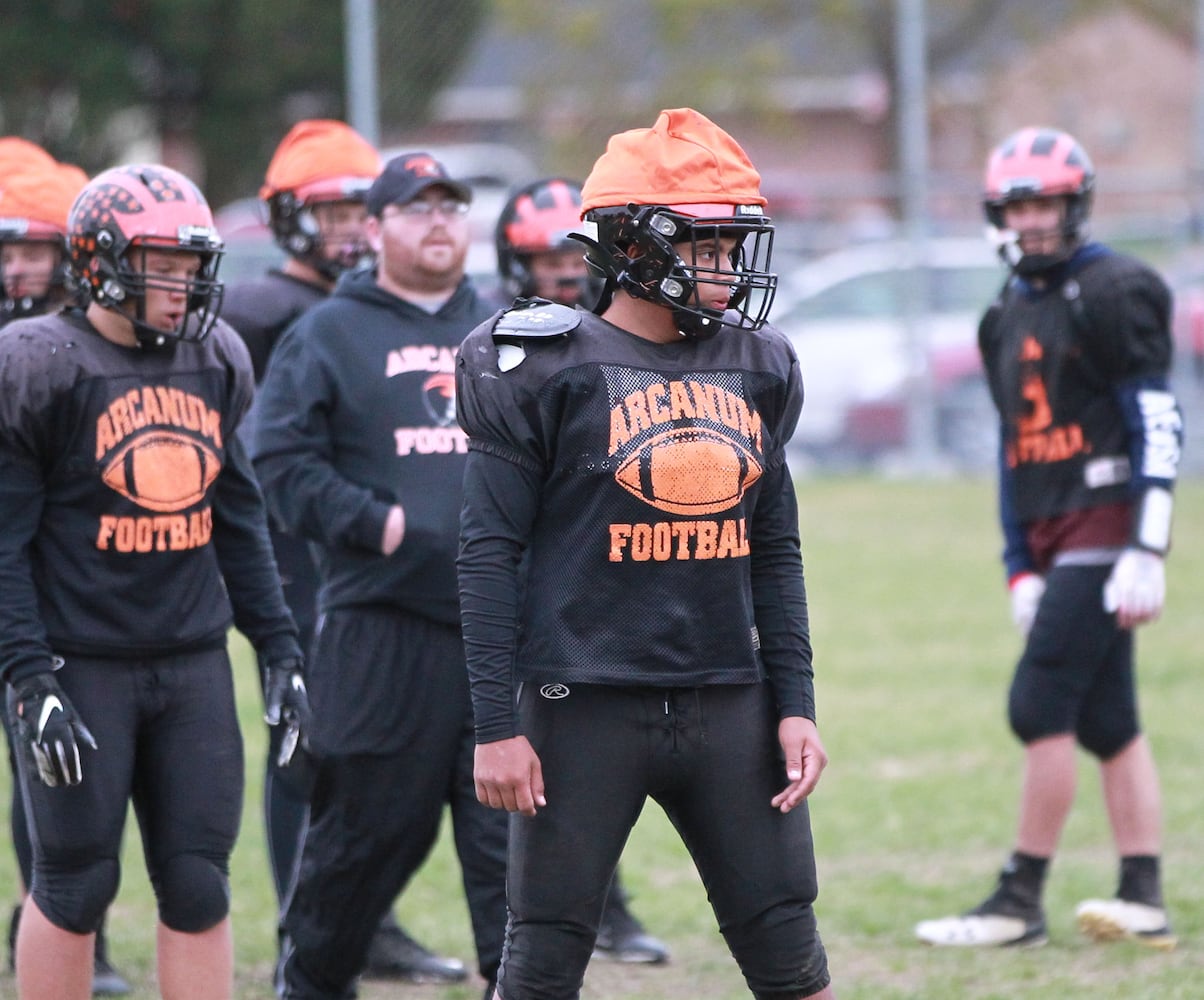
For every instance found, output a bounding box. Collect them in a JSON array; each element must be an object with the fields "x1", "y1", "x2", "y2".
[{"x1": 772, "y1": 237, "x2": 1007, "y2": 471}]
